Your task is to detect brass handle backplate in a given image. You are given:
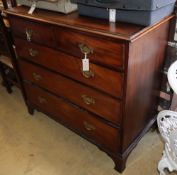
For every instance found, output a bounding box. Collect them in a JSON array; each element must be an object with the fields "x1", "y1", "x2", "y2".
[
  {"x1": 29, "y1": 48, "x2": 39, "y2": 57},
  {"x1": 82, "y1": 95, "x2": 95, "y2": 105},
  {"x1": 84, "y1": 121, "x2": 96, "y2": 131},
  {"x1": 26, "y1": 28, "x2": 33, "y2": 42},
  {"x1": 32, "y1": 73, "x2": 43, "y2": 81},
  {"x1": 79, "y1": 43, "x2": 93, "y2": 55},
  {"x1": 38, "y1": 96, "x2": 47, "y2": 104},
  {"x1": 82, "y1": 70, "x2": 94, "y2": 79}
]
